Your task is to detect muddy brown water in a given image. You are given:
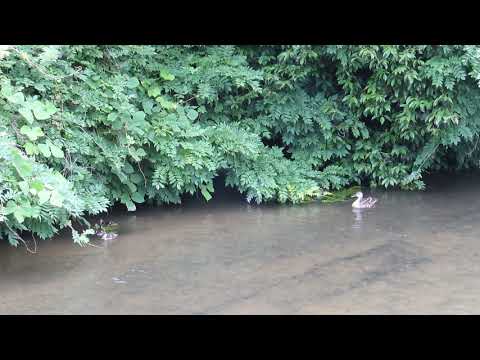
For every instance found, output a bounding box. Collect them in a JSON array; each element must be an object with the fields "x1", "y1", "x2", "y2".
[{"x1": 2, "y1": 173, "x2": 480, "y2": 314}]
